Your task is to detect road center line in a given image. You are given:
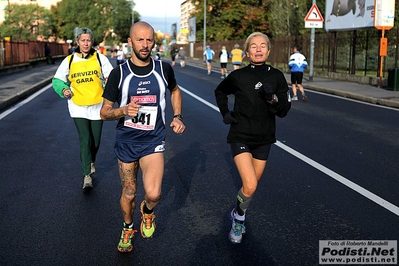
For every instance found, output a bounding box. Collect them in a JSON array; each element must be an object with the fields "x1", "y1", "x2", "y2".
[{"x1": 179, "y1": 86, "x2": 399, "y2": 217}]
